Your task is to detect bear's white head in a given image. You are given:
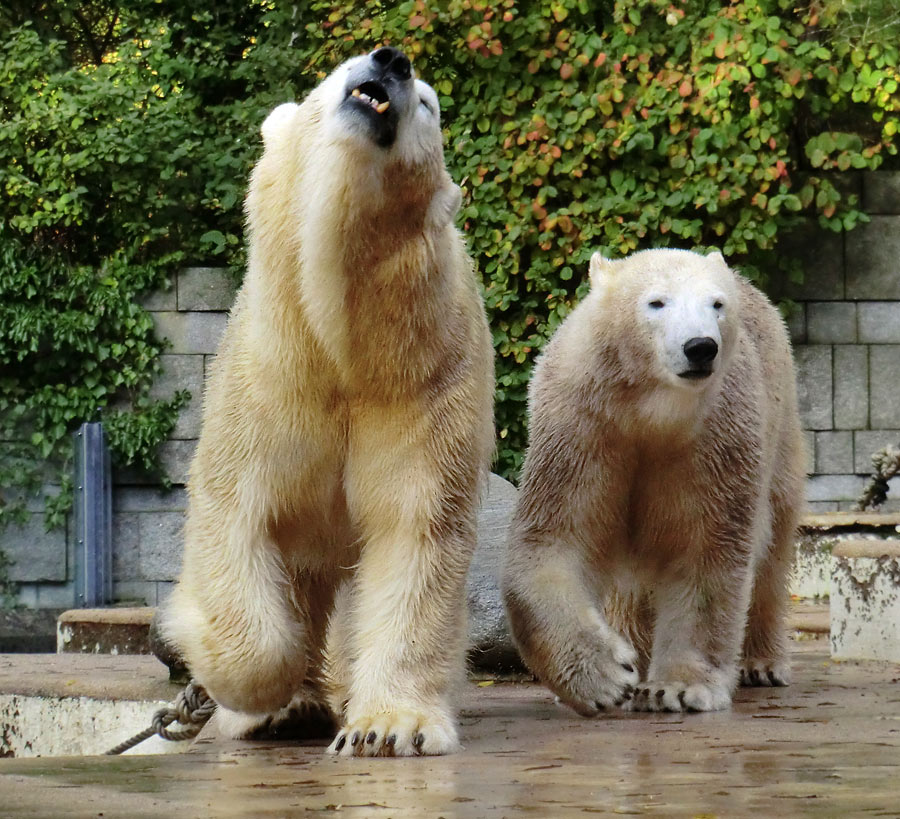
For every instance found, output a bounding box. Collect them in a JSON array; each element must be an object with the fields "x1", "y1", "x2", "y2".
[
  {"x1": 303, "y1": 47, "x2": 445, "y2": 167},
  {"x1": 589, "y1": 248, "x2": 740, "y2": 392},
  {"x1": 259, "y1": 47, "x2": 459, "y2": 233}
]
